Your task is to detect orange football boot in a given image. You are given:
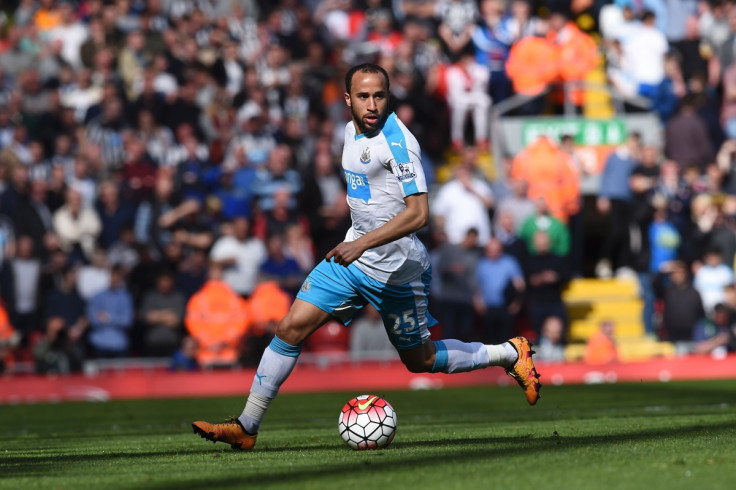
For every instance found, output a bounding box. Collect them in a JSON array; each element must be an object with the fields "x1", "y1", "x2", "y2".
[
  {"x1": 505, "y1": 337, "x2": 542, "y2": 405},
  {"x1": 192, "y1": 419, "x2": 257, "y2": 450}
]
